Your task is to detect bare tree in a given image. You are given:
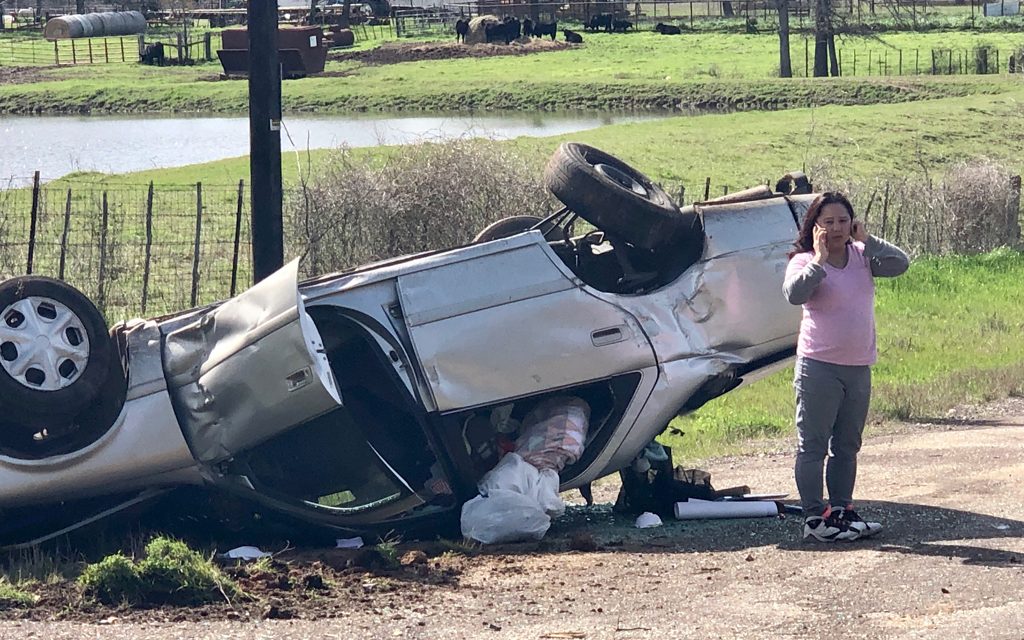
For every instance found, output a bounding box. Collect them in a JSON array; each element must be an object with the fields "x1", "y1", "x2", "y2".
[
  {"x1": 777, "y1": 0, "x2": 792, "y2": 77},
  {"x1": 813, "y1": 0, "x2": 838, "y2": 77}
]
